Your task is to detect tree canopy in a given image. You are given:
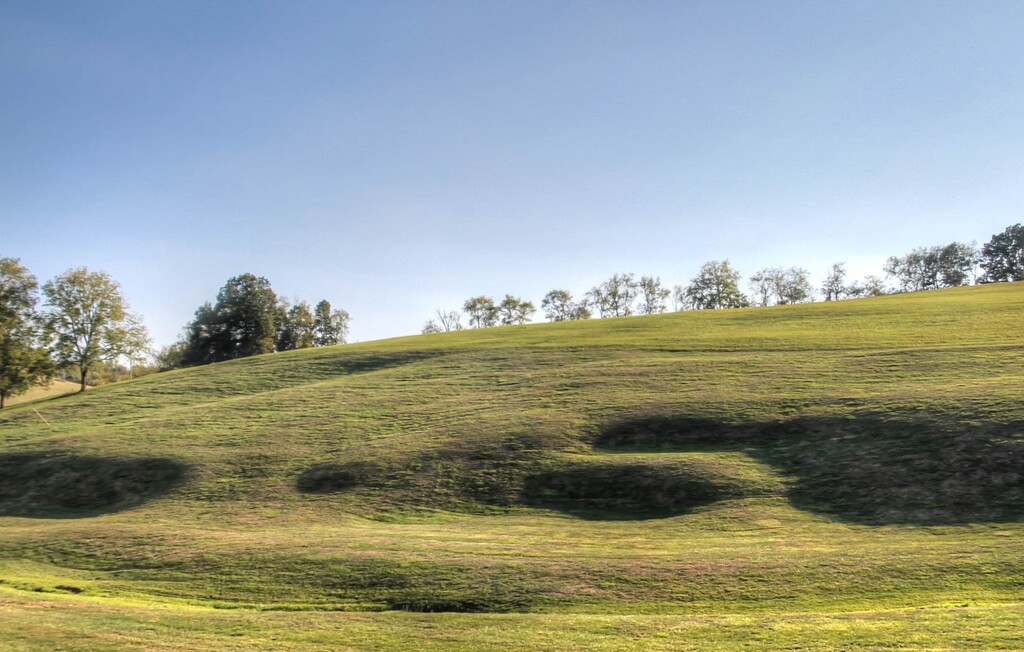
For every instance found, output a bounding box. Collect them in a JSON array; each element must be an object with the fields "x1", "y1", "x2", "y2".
[
  {"x1": 0, "y1": 258, "x2": 55, "y2": 407},
  {"x1": 42, "y1": 267, "x2": 149, "y2": 392},
  {"x1": 685, "y1": 260, "x2": 747, "y2": 310},
  {"x1": 981, "y1": 223, "x2": 1024, "y2": 282}
]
